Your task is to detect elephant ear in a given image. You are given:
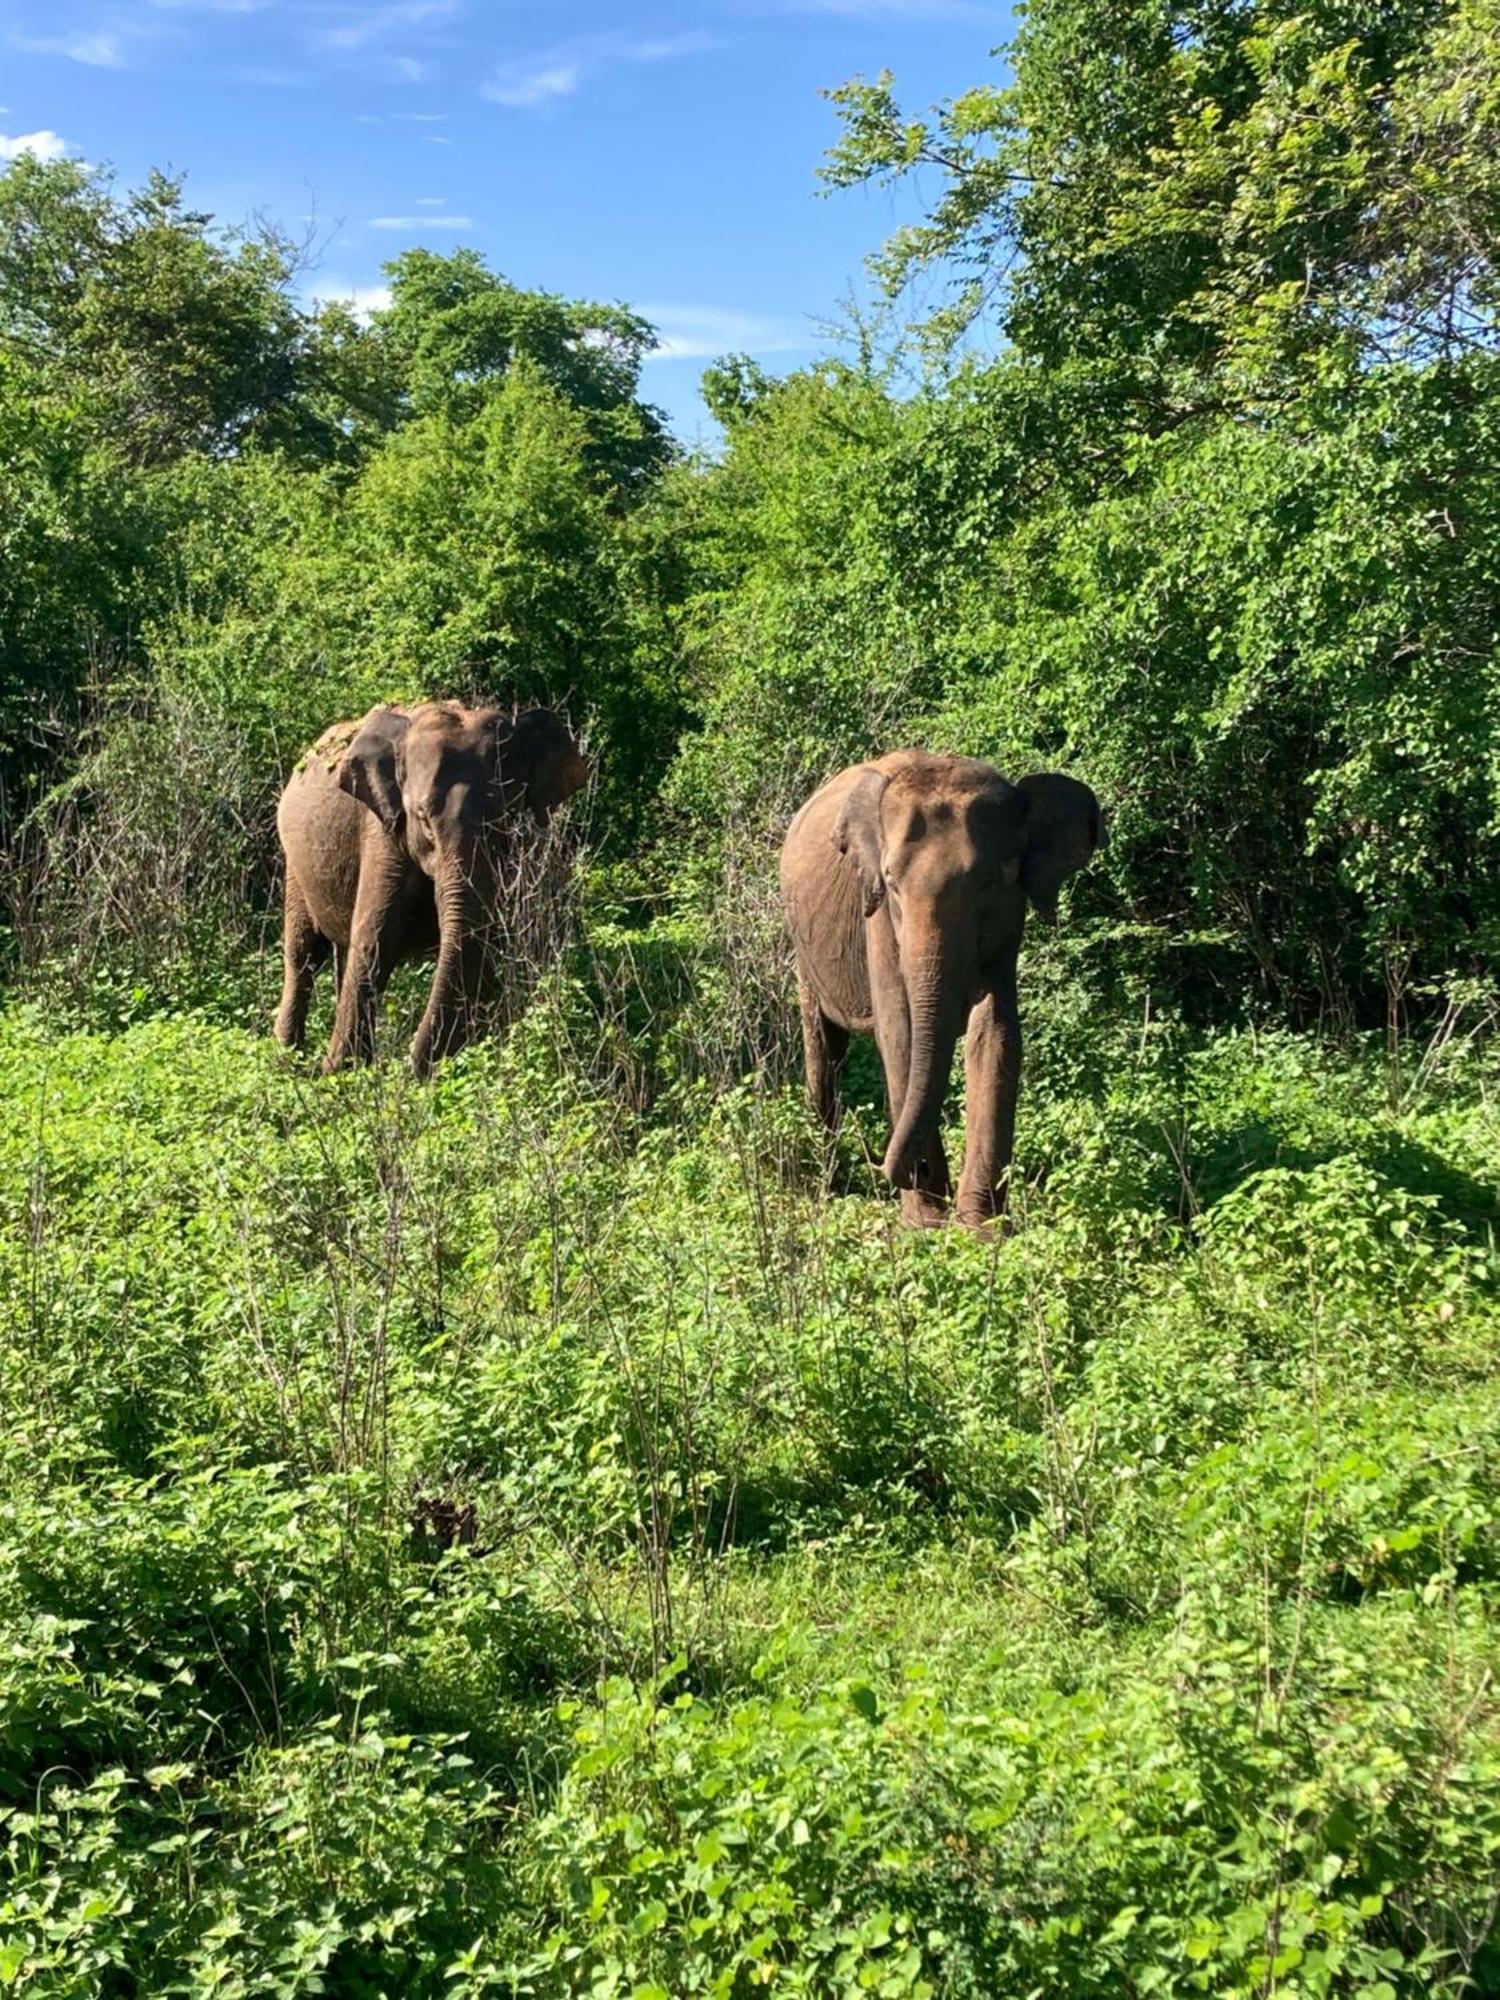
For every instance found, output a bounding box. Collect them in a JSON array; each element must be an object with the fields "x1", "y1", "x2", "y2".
[
  {"x1": 337, "y1": 707, "x2": 410, "y2": 835},
  {"x1": 833, "y1": 766, "x2": 889, "y2": 918},
  {"x1": 503, "y1": 709, "x2": 590, "y2": 821},
  {"x1": 1017, "y1": 772, "x2": 1105, "y2": 925}
]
